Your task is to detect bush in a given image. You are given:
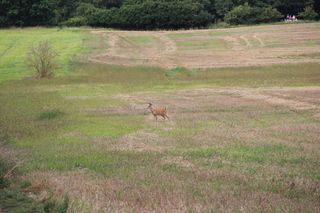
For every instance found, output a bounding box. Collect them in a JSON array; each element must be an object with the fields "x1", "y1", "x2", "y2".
[
  {"x1": 76, "y1": 3, "x2": 97, "y2": 17},
  {"x1": 86, "y1": 0, "x2": 213, "y2": 29},
  {"x1": 88, "y1": 8, "x2": 119, "y2": 27},
  {"x1": 298, "y1": 6, "x2": 318, "y2": 20},
  {"x1": 27, "y1": 41, "x2": 58, "y2": 79},
  {"x1": 61, "y1": 16, "x2": 87, "y2": 26},
  {"x1": 37, "y1": 109, "x2": 64, "y2": 120},
  {"x1": 225, "y1": 3, "x2": 282, "y2": 25},
  {"x1": 258, "y1": 6, "x2": 283, "y2": 23},
  {"x1": 0, "y1": 16, "x2": 7, "y2": 27},
  {"x1": 224, "y1": 3, "x2": 253, "y2": 25}
]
